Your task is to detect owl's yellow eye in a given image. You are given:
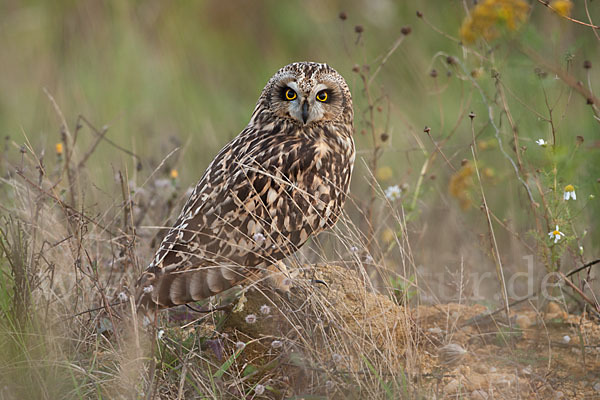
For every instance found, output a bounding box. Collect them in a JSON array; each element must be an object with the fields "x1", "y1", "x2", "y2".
[
  {"x1": 316, "y1": 90, "x2": 328, "y2": 102},
  {"x1": 284, "y1": 88, "x2": 297, "y2": 101}
]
